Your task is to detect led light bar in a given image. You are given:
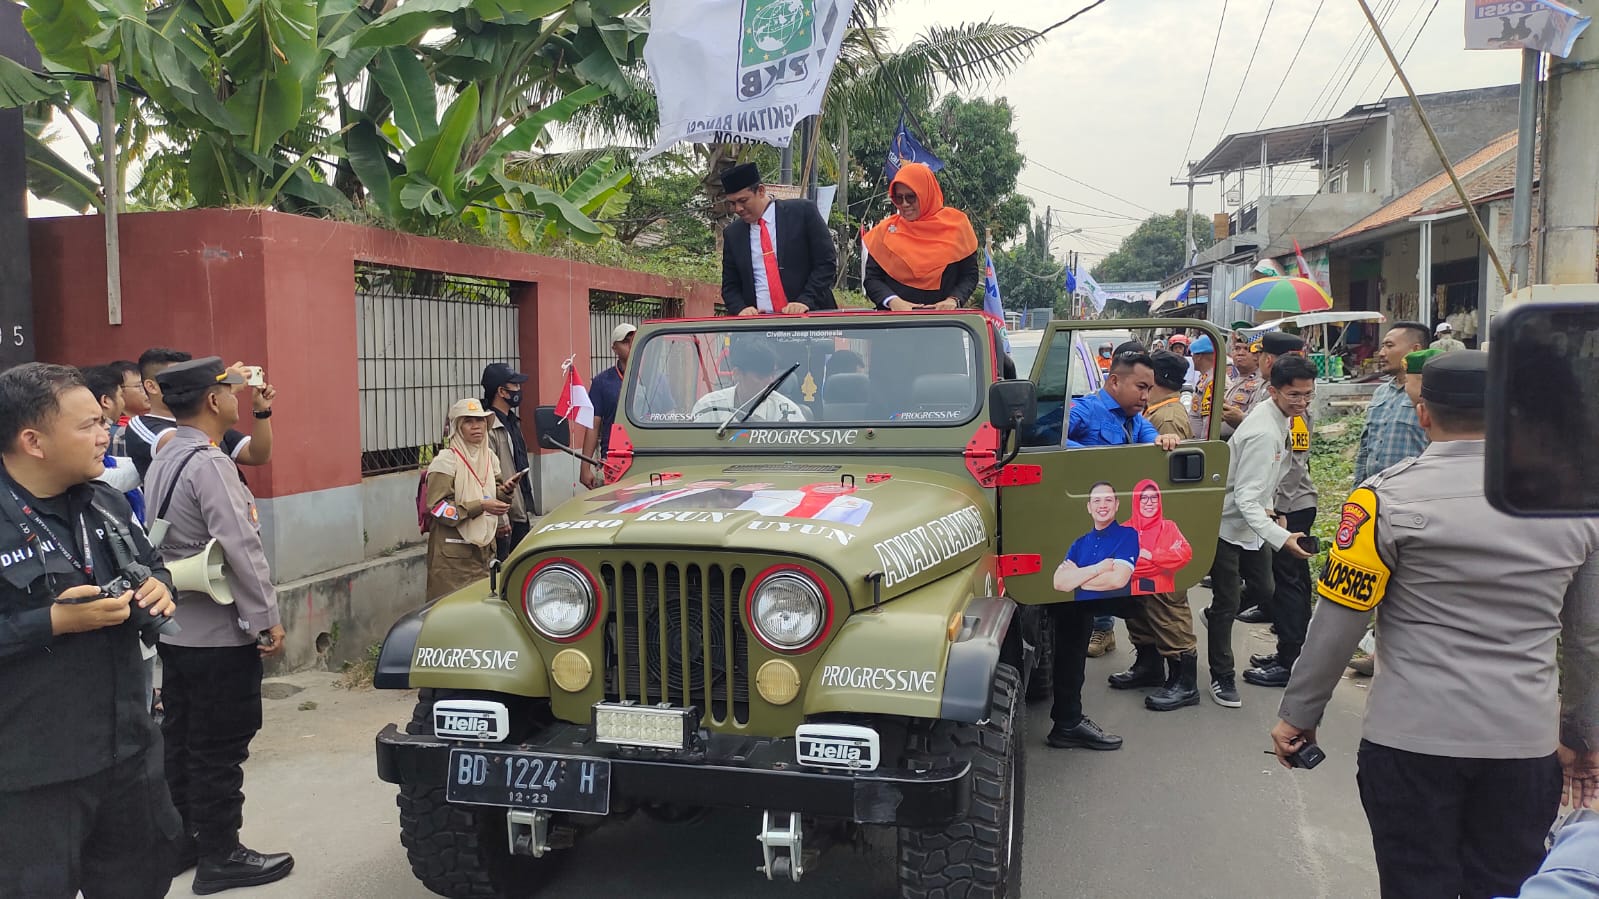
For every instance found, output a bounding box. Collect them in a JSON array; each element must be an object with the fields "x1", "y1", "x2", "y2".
[{"x1": 592, "y1": 702, "x2": 697, "y2": 751}]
